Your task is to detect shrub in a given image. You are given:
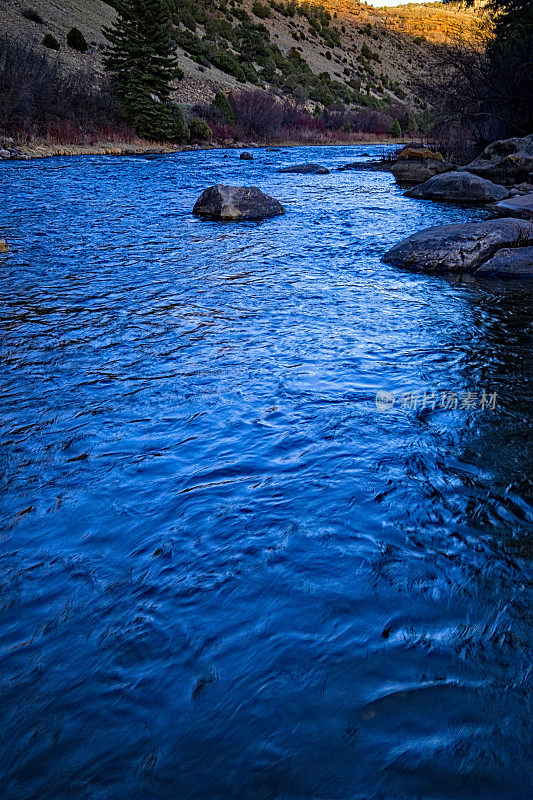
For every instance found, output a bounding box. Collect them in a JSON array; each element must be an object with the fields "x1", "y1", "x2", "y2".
[
  {"x1": 67, "y1": 27, "x2": 87, "y2": 53},
  {"x1": 210, "y1": 48, "x2": 245, "y2": 81},
  {"x1": 0, "y1": 34, "x2": 126, "y2": 139},
  {"x1": 390, "y1": 82, "x2": 406, "y2": 100},
  {"x1": 178, "y1": 9, "x2": 197, "y2": 31},
  {"x1": 252, "y1": 2, "x2": 270, "y2": 19},
  {"x1": 213, "y1": 91, "x2": 235, "y2": 123},
  {"x1": 390, "y1": 119, "x2": 402, "y2": 137},
  {"x1": 42, "y1": 34, "x2": 60, "y2": 51},
  {"x1": 240, "y1": 62, "x2": 260, "y2": 84},
  {"x1": 341, "y1": 120, "x2": 351, "y2": 133},
  {"x1": 21, "y1": 8, "x2": 44, "y2": 24},
  {"x1": 168, "y1": 104, "x2": 189, "y2": 142},
  {"x1": 189, "y1": 117, "x2": 212, "y2": 141},
  {"x1": 232, "y1": 8, "x2": 249, "y2": 21},
  {"x1": 229, "y1": 89, "x2": 285, "y2": 137},
  {"x1": 205, "y1": 17, "x2": 235, "y2": 43},
  {"x1": 175, "y1": 30, "x2": 207, "y2": 58}
]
